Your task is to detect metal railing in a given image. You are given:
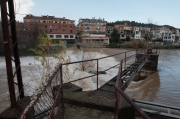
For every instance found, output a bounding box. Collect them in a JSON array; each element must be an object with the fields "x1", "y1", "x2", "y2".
[
  {"x1": 19, "y1": 49, "x2": 154, "y2": 119},
  {"x1": 136, "y1": 48, "x2": 160, "y2": 55},
  {"x1": 114, "y1": 57, "x2": 151, "y2": 119},
  {"x1": 19, "y1": 64, "x2": 64, "y2": 119},
  {"x1": 62, "y1": 50, "x2": 135, "y2": 89}
]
